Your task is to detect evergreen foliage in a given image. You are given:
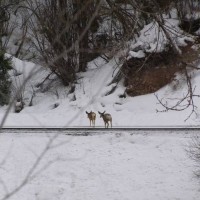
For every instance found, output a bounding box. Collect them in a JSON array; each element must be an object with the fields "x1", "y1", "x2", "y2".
[{"x1": 0, "y1": 52, "x2": 12, "y2": 105}]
